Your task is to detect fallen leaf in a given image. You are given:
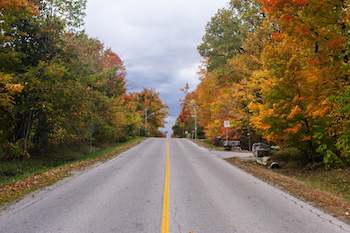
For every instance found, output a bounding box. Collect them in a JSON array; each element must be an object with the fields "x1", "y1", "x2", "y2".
[{"x1": 57, "y1": 196, "x2": 61, "y2": 199}]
